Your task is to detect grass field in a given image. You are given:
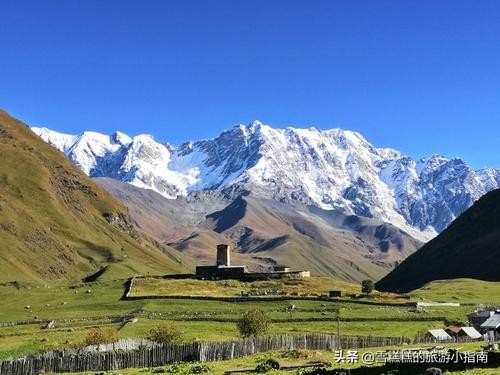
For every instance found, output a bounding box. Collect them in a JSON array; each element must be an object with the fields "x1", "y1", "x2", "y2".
[
  {"x1": 129, "y1": 276, "x2": 363, "y2": 298},
  {"x1": 0, "y1": 276, "x2": 499, "y2": 367},
  {"x1": 411, "y1": 279, "x2": 500, "y2": 304}
]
